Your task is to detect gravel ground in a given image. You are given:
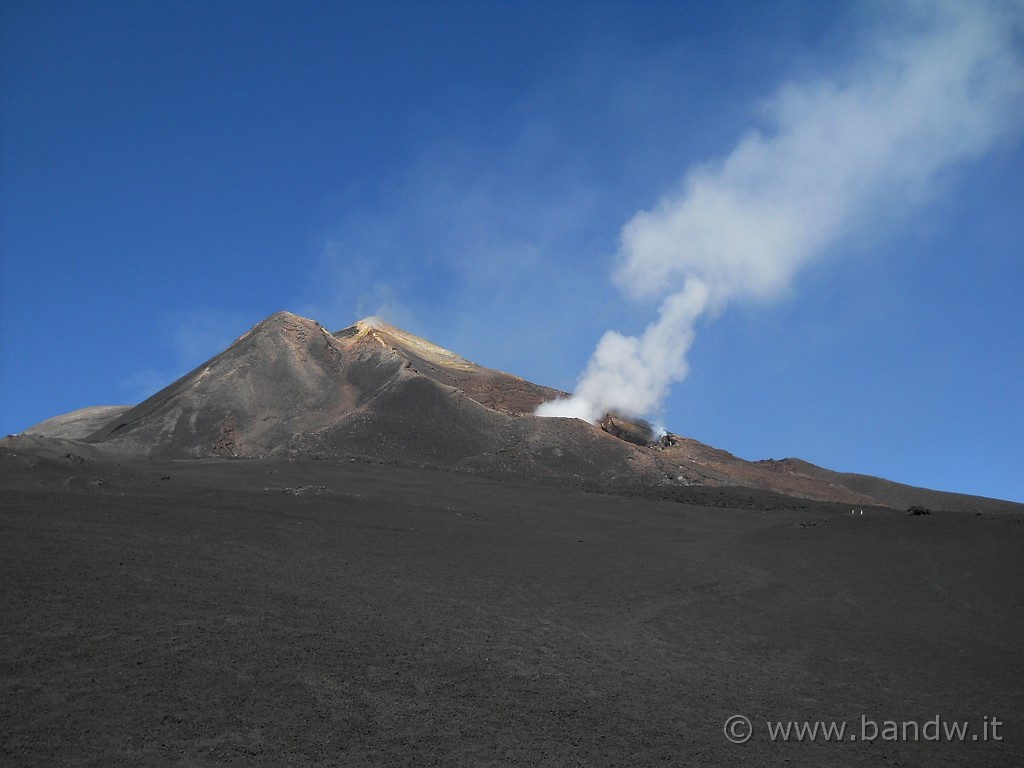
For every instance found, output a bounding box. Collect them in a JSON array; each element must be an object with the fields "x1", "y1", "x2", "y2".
[{"x1": 2, "y1": 455, "x2": 1022, "y2": 766}]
